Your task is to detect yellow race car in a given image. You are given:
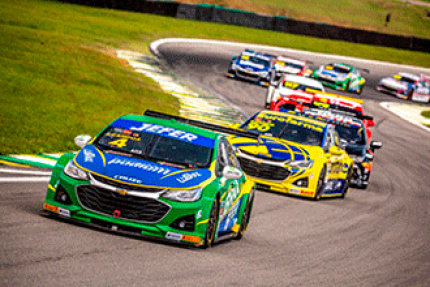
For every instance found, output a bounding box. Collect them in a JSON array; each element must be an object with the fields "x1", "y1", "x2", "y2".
[{"x1": 228, "y1": 110, "x2": 354, "y2": 200}]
